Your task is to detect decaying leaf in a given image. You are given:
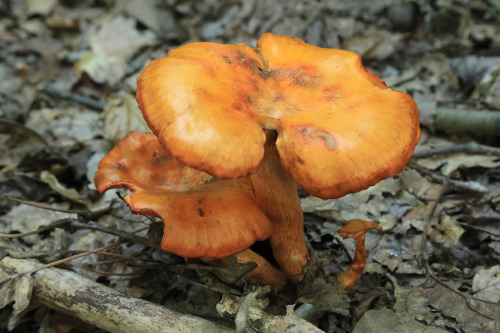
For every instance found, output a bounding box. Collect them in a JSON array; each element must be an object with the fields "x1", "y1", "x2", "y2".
[
  {"x1": 75, "y1": 16, "x2": 156, "y2": 85},
  {"x1": 2, "y1": 0, "x2": 500, "y2": 332},
  {"x1": 25, "y1": 108, "x2": 101, "y2": 149},
  {"x1": 471, "y1": 65, "x2": 500, "y2": 109},
  {"x1": 427, "y1": 215, "x2": 465, "y2": 247},
  {"x1": 472, "y1": 265, "x2": 500, "y2": 303},
  {"x1": 0, "y1": 203, "x2": 74, "y2": 249},
  {"x1": 352, "y1": 308, "x2": 448, "y2": 333},
  {"x1": 0, "y1": 273, "x2": 34, "y2": 330},
  {"x1": 342, "y1": 30, "x2": 405, "y2": 60},
  {"x1": 102, "y1": 93, "x2": 150, "y2": 143},
  {"x1": 417, "y1": 152, "x2": 500, "y2": 176},
  {"x1": 427, "y1": 282, "x2": 500, "y2": 333},
  {"x1": 301, "y1": 171, "x2": 410, "y2": 222},
  {"x1": 0, "y1": 121, "x2": 50, "y2": 173}
]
